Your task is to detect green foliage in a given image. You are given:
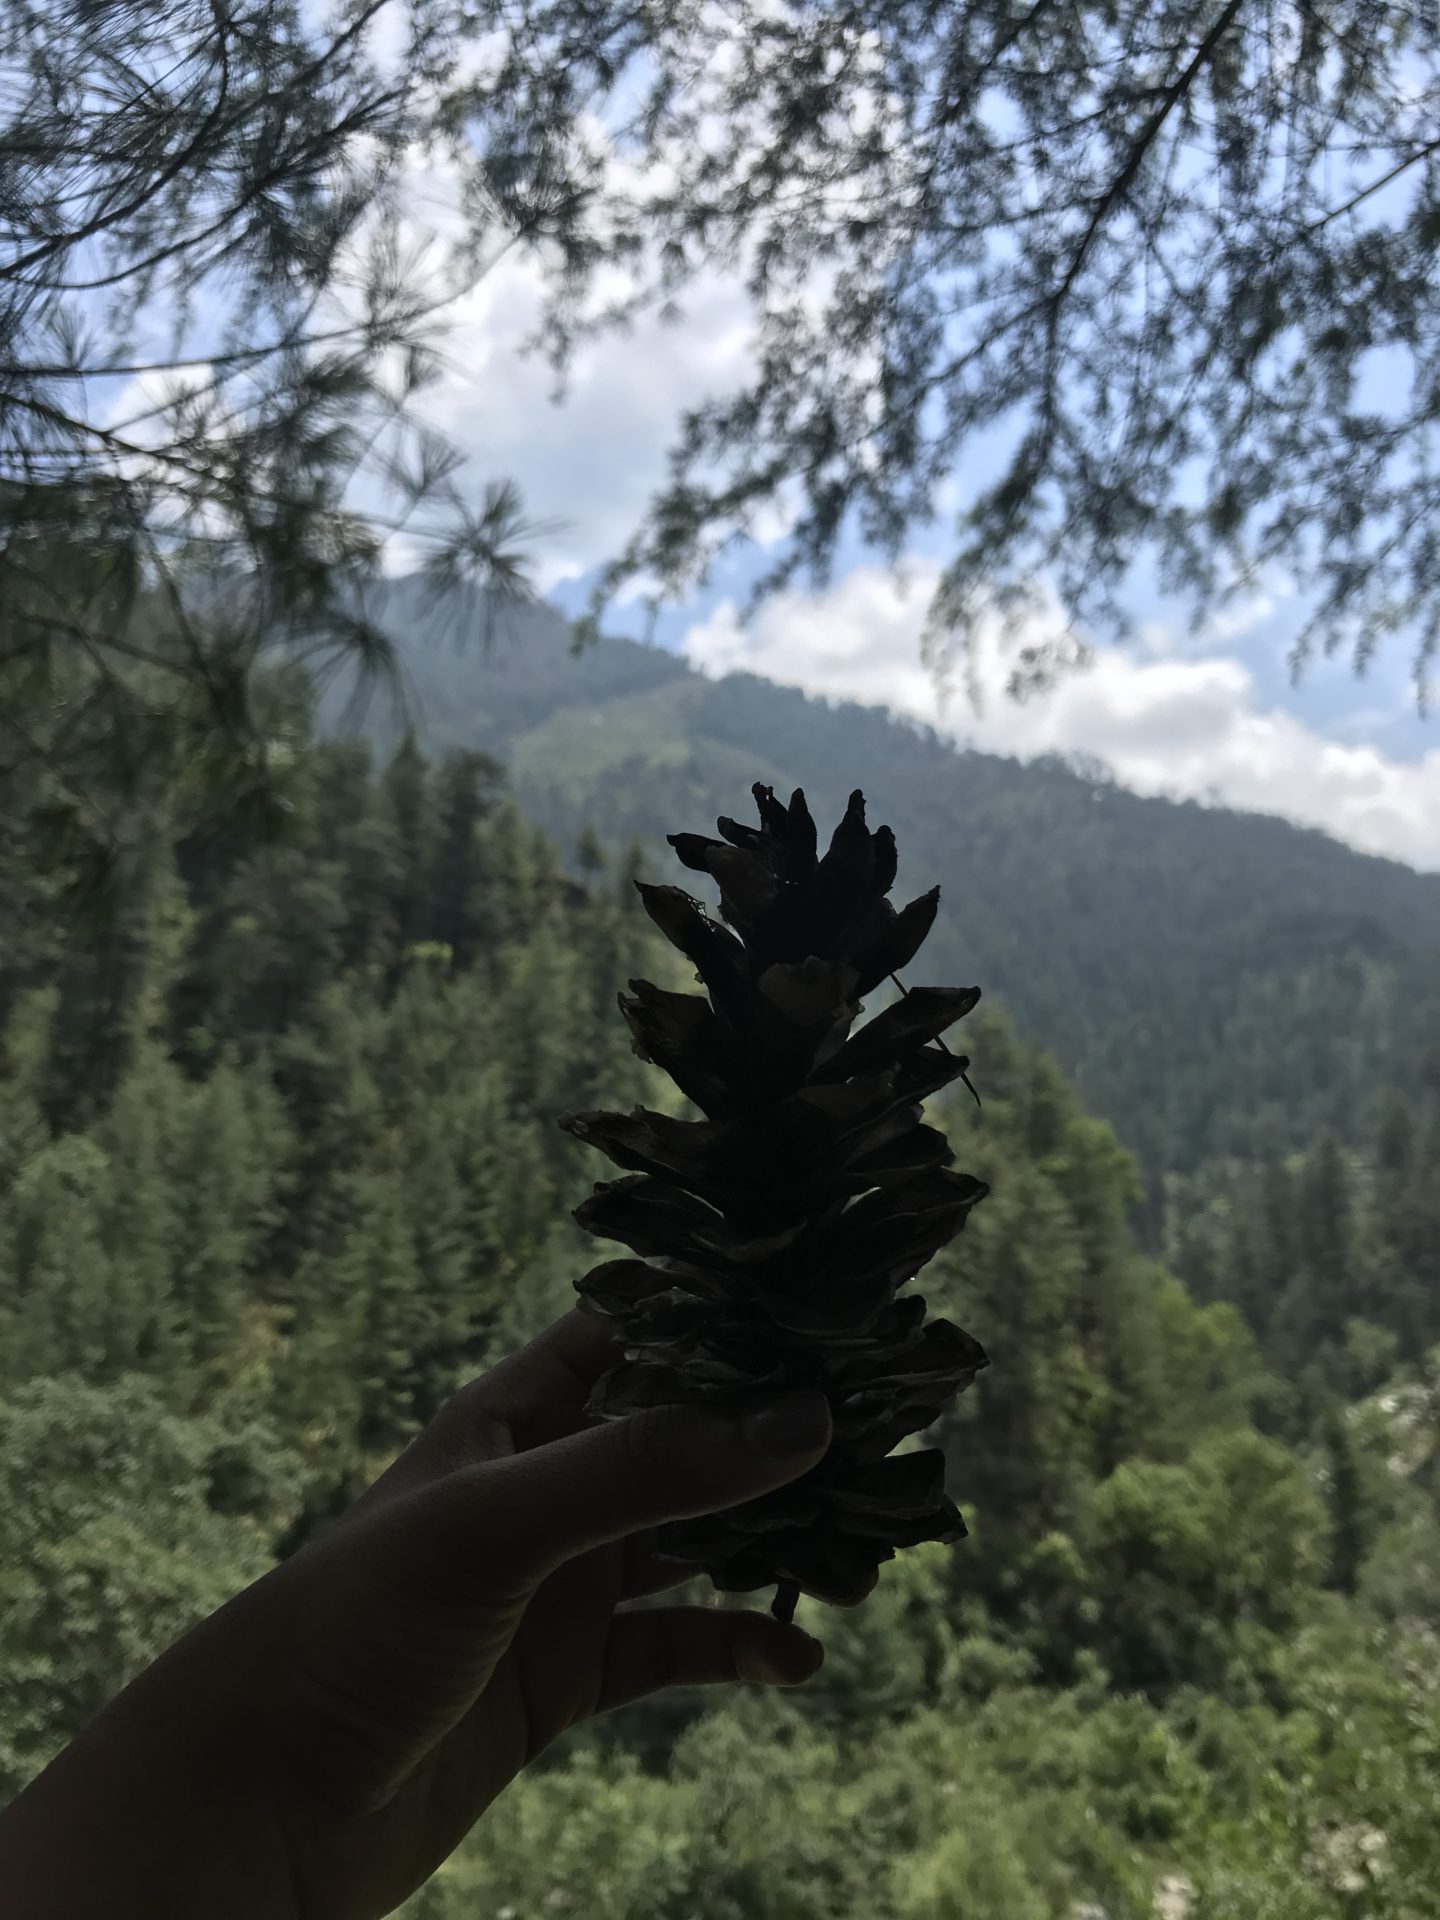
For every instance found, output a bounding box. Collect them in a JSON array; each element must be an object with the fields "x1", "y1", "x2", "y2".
[
  {"x1": 4, "y1": 716, "x2": 1440, "y2": 1918},
  {"x1": 1, "y1": 724, "x2": 663, "y2": 1531},
  {"x1": 895, "y1": 1821, "x2": 1049, "y2": 1920},
  {"x1": 1172, "y1": 1090, "x2": 1440, "y2": 1424},
  {"x1": 0, "y1": 1374, "x2": 294, "y2": 1797},
  {"x1": 794, "y1": 1544, "x2": 952, "y2": 1729},
  {"x1": 1087, "y1": 1430, "x2": 1328, "y2": 1692}
]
